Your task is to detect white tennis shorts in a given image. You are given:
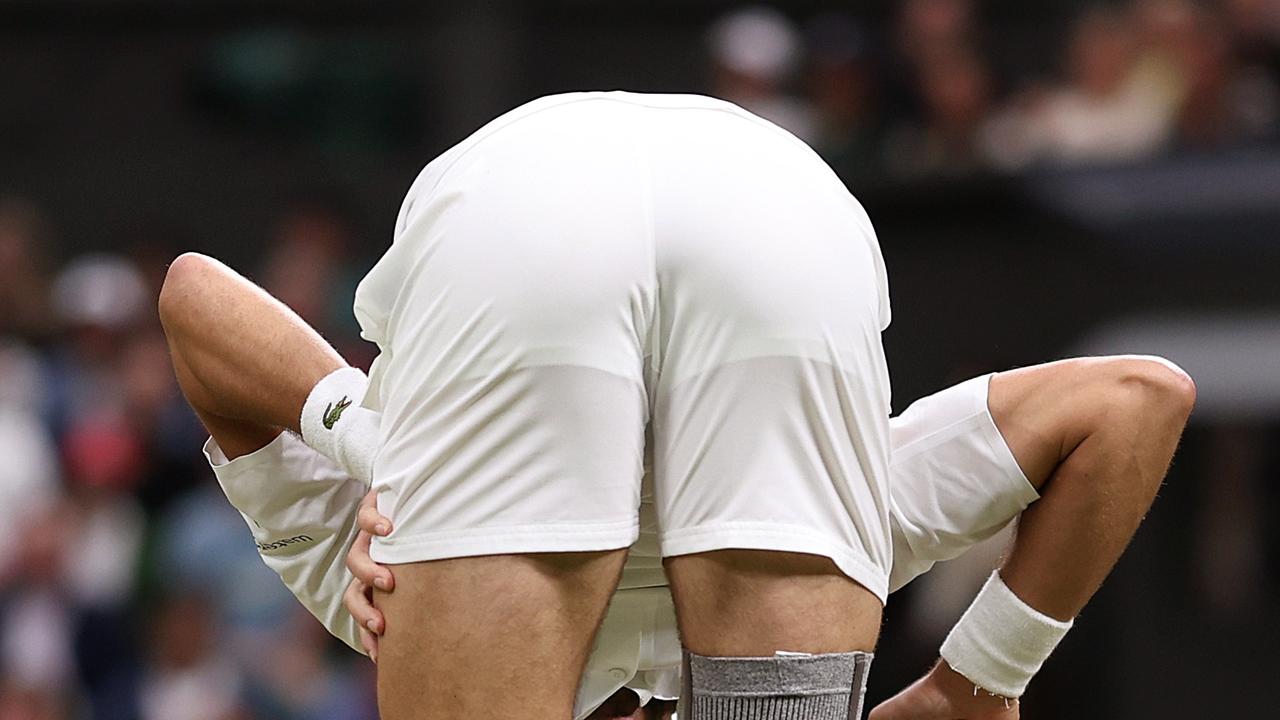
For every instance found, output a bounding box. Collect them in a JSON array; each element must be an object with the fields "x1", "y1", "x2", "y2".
[
  {"x1": 206, "y1": 370, "x2": 1038, "y2": 719},
  {"x1": 354, "y1": 92, "x2": 896, "y2": 599}
]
